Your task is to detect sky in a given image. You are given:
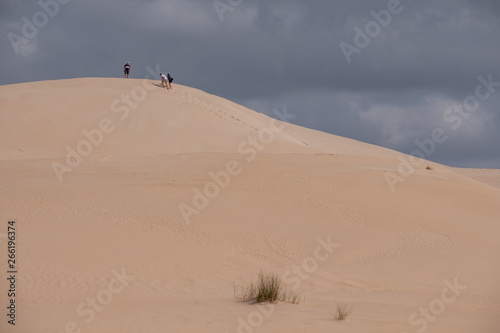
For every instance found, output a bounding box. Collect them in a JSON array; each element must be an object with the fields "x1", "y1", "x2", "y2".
[{"x1": 1, "y1": 0, "x2": 499, "y2": 168}]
